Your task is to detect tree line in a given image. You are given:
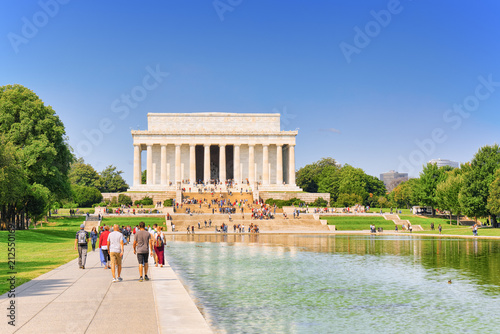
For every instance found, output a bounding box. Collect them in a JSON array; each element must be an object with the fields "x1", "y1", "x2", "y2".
[
  {"x1": 297, "y1": 145, "x2": 500, "y2": 228},
  {"x1": 0, "y1": 85, "x2": 128, "y2": 230}
]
